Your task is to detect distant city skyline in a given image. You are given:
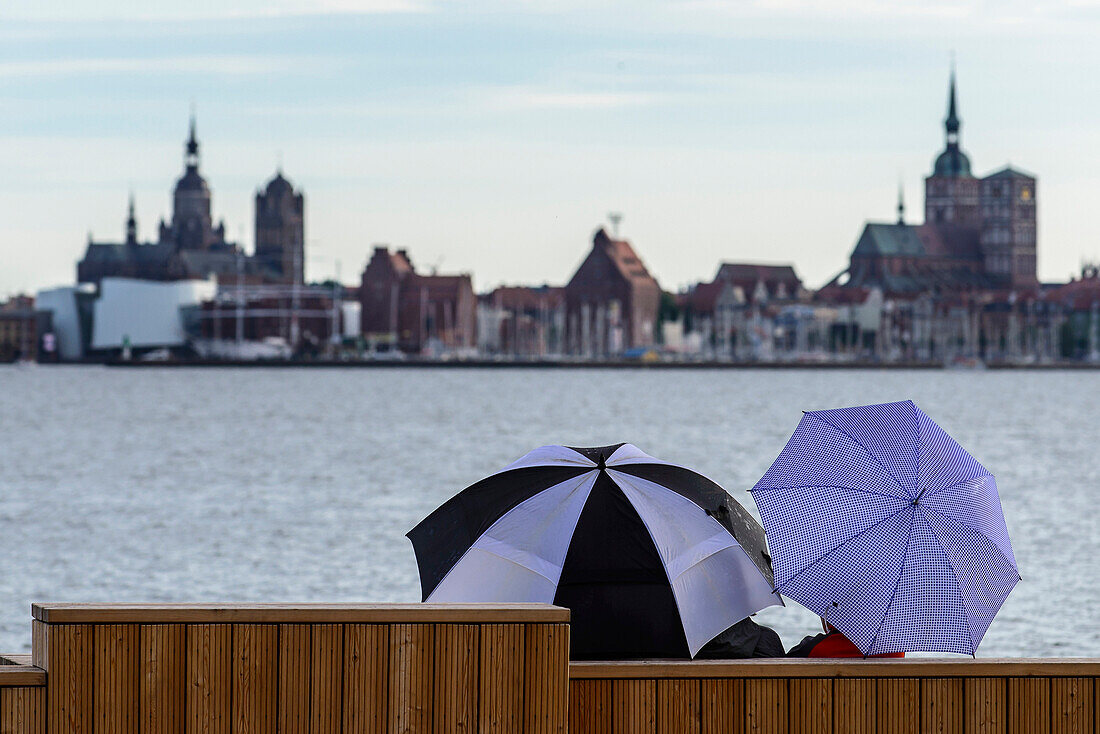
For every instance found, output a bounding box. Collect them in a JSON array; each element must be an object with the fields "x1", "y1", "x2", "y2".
[{"x1": 4, "y1": 0, "x2": 1100, "y2": 298}]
